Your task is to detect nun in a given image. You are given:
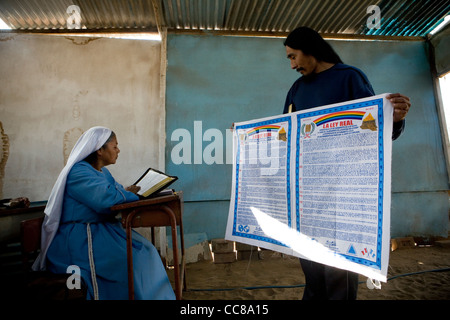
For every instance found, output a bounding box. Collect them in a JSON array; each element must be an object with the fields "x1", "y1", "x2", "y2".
[{"x1": 33, "y1": 126, "x2": 175, "y2": 300}]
